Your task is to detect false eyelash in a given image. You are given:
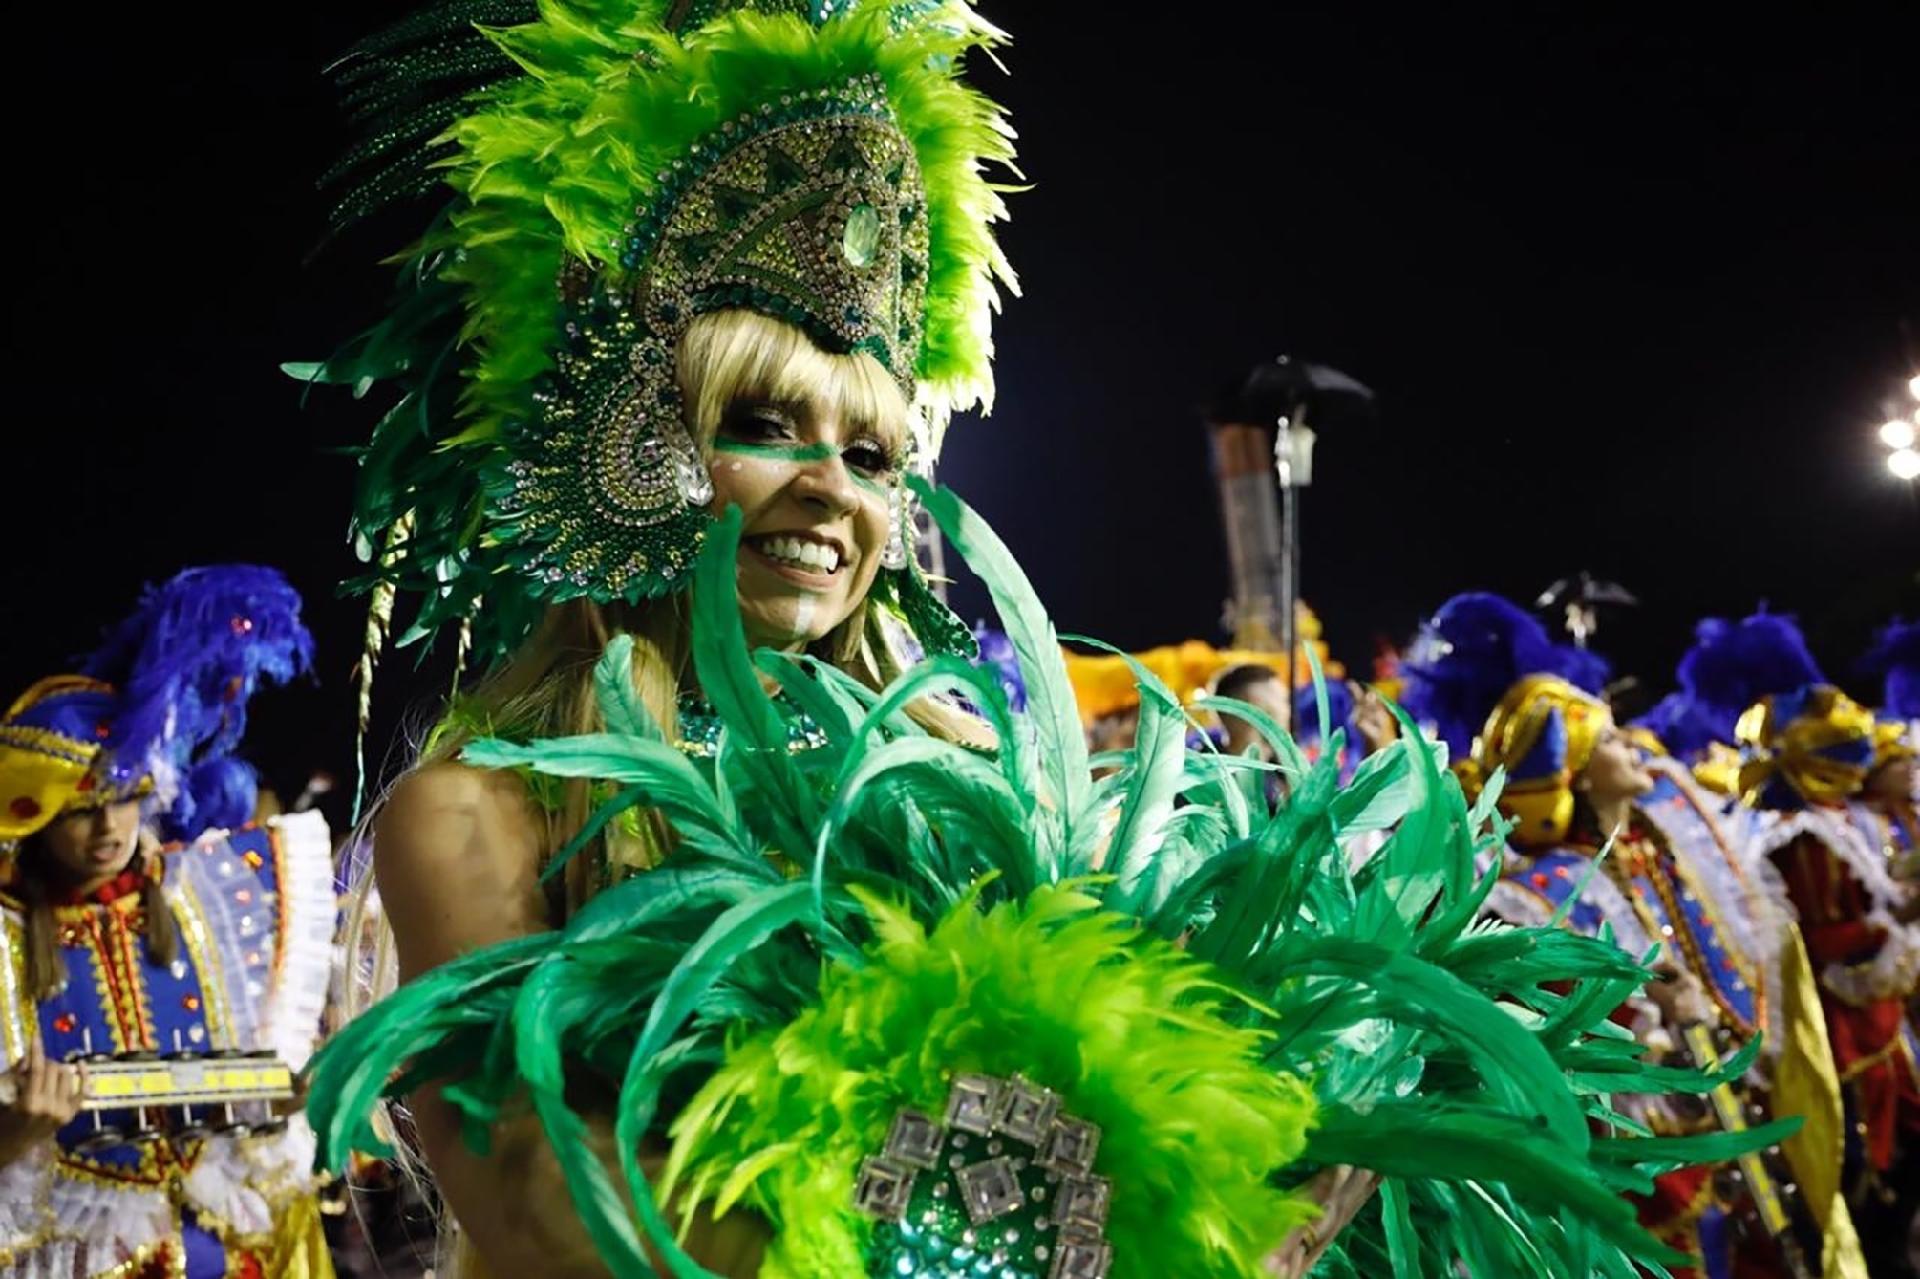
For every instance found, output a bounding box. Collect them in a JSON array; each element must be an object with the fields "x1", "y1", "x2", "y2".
[{"x1": 844, "y1": 437, "x2": 904, "y2": 475}]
